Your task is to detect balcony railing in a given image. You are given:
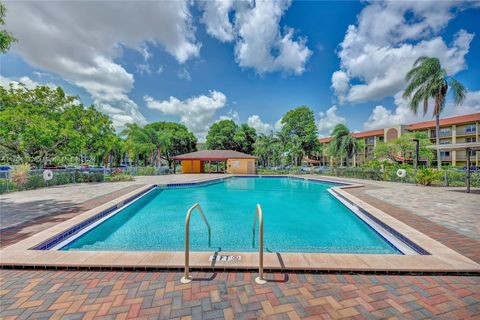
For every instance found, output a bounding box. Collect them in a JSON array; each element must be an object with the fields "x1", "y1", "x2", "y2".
[{"x1": 456, "y1": 130, "x2": 476, "y2": 136}]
